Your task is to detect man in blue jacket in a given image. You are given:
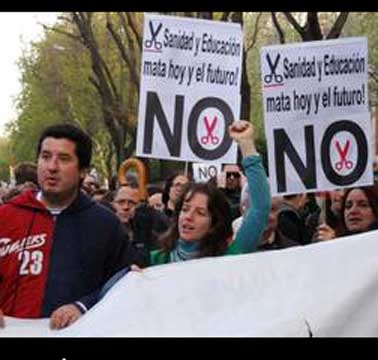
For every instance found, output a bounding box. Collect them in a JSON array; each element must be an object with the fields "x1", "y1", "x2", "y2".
[{"x1": 0, "y1": 124, "x2": 136, "y2": 330}]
